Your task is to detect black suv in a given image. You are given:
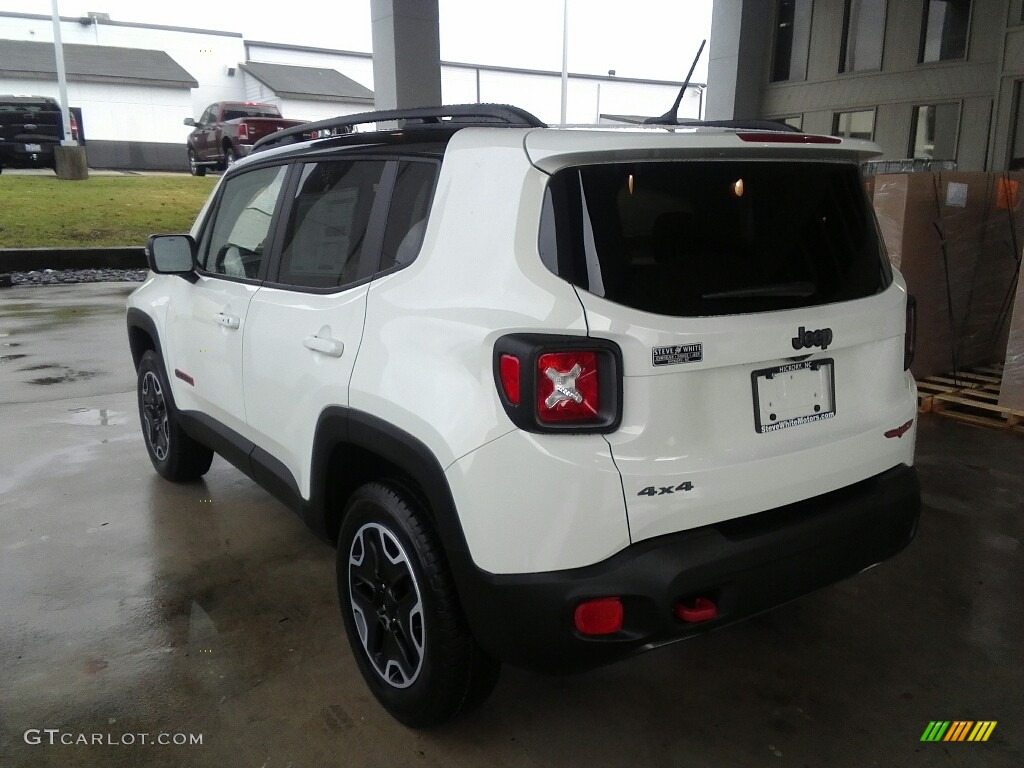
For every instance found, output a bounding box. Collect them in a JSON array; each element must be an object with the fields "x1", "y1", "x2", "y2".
[{"x1": 0, "y1": 95, "x2": 80, "y2": 173}]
